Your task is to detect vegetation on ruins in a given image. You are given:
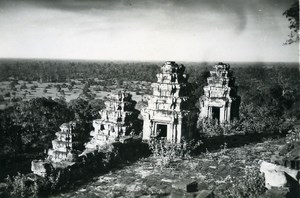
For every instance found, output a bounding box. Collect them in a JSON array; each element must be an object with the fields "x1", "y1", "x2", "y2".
[
  {"x1": 221, "y1": 165, "x2": 266, "y2": 198},
  {"x1": 195, "y1": 64, "x2": 299, "y2": 138},
  {"x1": 148, "y1": 138, "x2": 202, "y2": 168}
]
